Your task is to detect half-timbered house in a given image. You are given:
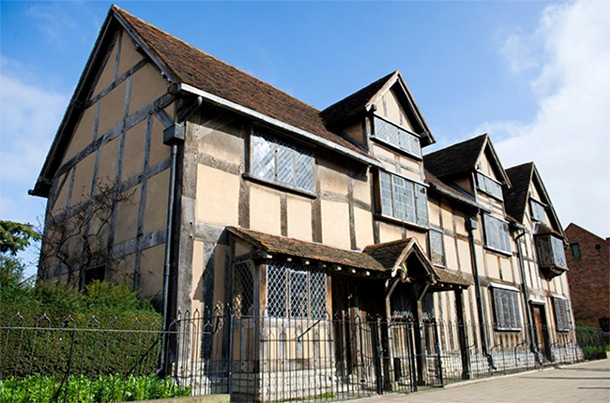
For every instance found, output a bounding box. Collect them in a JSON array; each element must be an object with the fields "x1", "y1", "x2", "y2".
[{"x1": 31, "y1": 5, "x2": 579, "y2": 400}]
